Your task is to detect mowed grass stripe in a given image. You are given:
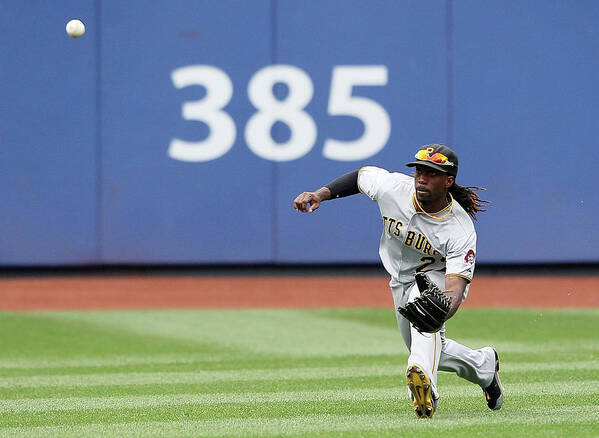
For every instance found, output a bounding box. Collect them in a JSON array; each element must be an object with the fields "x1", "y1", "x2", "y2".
[
  {"x1": 6, "y1": 388, "x2": 398, "y2": 414},
  {"x1": 3, "y1": 394, "x2": 598, "y2": 431},
  {"x1": 2, "y1": 406, "x2": 598, "y2": 438},
  {"x1": 1, "y1": 360, "x2": 597, "y2": 389},
  {"x1": 0, "y1": 354, "x2": 232, "y2": 370},
  {"x1": 1, "y1": 381, "x2": 597, "y2": 413},
  {"x1": 10, "y1": 309, "x2": 599, "y2": 360},
  {"x1": 2, "y1": 368, "x2": 599, "y2": 401},
  {"x1": 1, "y1": 339, "x2": 596, "y2": 370},
  {"x1": 0, "y1": 366, "x2": 398, "y2": 388},
  {"x1": 0, "y1": 376, "x2": 398, "y2": 401},
  {"x1": 0, "y1": 355, "x2": 406, "y2": 378},
  {"x1": 3, "y1": 352, "x2": 597, "y2": 376}
]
